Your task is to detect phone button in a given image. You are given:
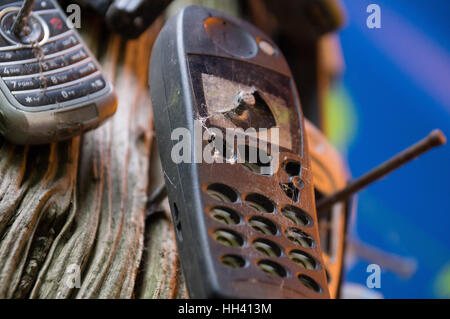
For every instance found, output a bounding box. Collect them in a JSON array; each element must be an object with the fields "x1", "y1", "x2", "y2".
[
  {"x1": 44, "y1": 61, "x2": 97, "y2": 86},
  {"x1": 48, "y1": 84, "x2": 85, "y2": 103},
  {"x1": 0, "y1": 51, "x2": 18, "y2": 63},
  {"x1": 46, "y1": 76, "x2": 105, "y2": 103},
  {"x1": 13, "y1": 49, "x2": 37, "y2": 61},
  {"x1": 42, "y1": 34, "x2": 79, "y2": 55},
  {"x1": 14, "y1": 91, "x2": 55, "y2": 106},
  {"x1": 85, "y1": 76, "x2": 106, "y2": 93},
  {"x1": 75, "y1": 61, "x2": 97, "y2": 78},
  {"x1": 5, "y1": 77, "x2": 40, "y2": 90},
  {"x1": 64, "y1": 48, "x2": 88, "y2": 65},
  {"x1": 0, "y1": 64, "x2": 38, "y2": 76},
  {"x1": 40, "y1": 13, "x2": 70, "y2": 37},
  {"x1": 0, "y1": 48, "x2": 40, "y2": 63},
  {"x1": 46, "y1": 72, "x2": 73, "y2": 86},
  {"x1": 40, "y1": 56, "x2": 67, "y2": 72}
]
